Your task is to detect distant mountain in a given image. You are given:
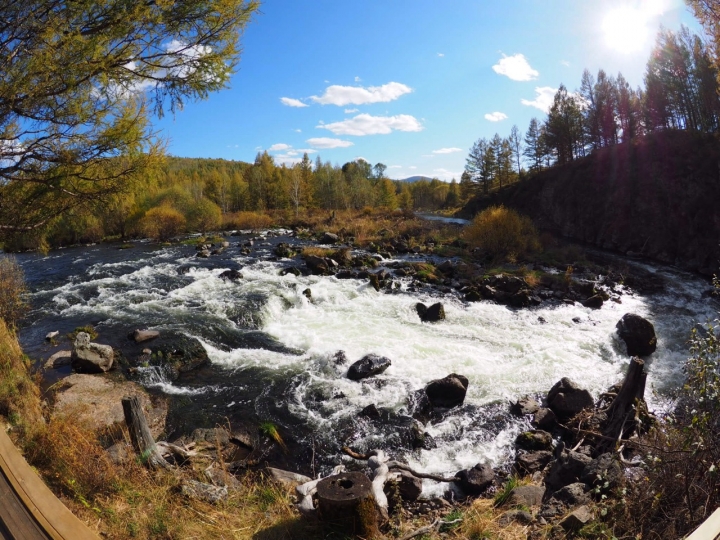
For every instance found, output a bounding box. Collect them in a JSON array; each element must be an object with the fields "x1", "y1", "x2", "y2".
[{"x1": 398, "y1": 175, "x2": 433, "y2": 183}]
